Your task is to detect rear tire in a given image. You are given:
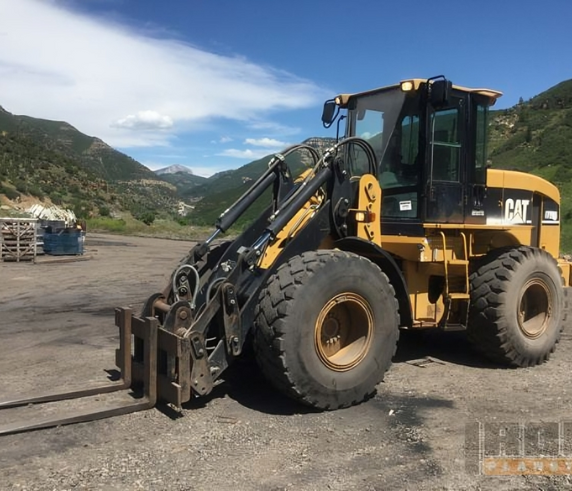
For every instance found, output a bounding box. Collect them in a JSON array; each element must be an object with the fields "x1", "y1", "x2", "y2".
[
  {"x1": 468, "y1": 246, "x2": 564, "y2": 367},
  {"x1": 254, "y1": 250, "x2": 399, "y2": 409}
]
